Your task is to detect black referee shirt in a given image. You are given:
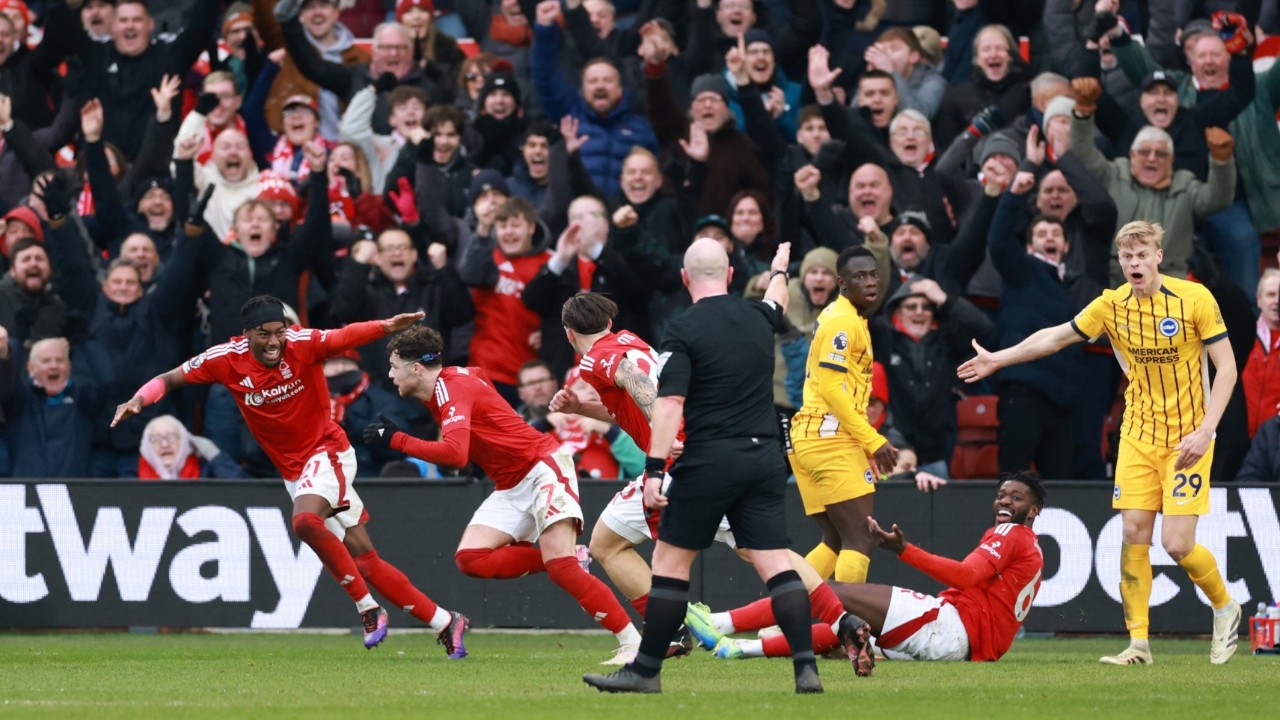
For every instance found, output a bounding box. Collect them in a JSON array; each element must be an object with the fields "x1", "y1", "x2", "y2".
[{"x1": 656, "y1": 295, "x2": 787, "y2": 443}]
